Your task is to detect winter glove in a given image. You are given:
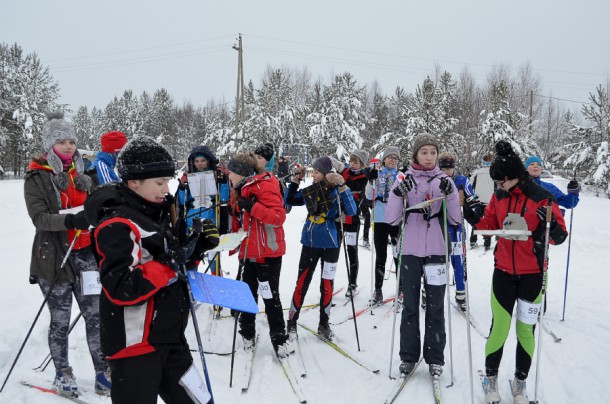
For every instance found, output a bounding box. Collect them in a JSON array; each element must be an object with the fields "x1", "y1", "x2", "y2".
[
  {"x1": 291, "y1": 164, "x2": 306, "y2": 184},
  {"x1": 64, "y1": 210, "x2": 90, "y2": 230},
  {"x1": 465, "y1": 195, "x2": 484, "y2": 215},
  {"x1": 237, "y1": 197, "x2": 255, "y2": 213},
  {"x1": 439, "y1": 177, "x2": 453, "y2": 195},
  {"x1": 191, "y1": 218, "x2": 203, "y2": 235},
  {"x1": 326, "y1": 172, "x2": 345, "y2": 186},
  {"x1": 567, "y1": 179, "x2": 580, "y2": 194},
  {"x1": 192, "y1": 219, "x2": 220, "y2": 259},
  {"x1": 393, "y1": 174, "x2": 415, "y2": 197},
  {"x1": 536, "y1": 205, "x2": 556, "y2": 224},
  {"x1": 368, "y1": 168, "x2": 379, "y2": 181}
]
